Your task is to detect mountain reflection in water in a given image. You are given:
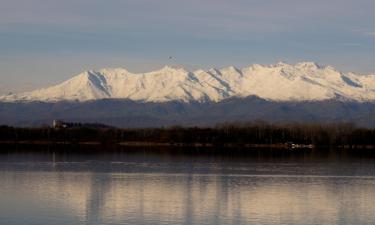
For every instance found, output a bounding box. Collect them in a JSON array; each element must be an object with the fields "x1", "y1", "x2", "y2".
[{"x1": 0, "y1": 146, "x2": 375, "y2": 225}]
